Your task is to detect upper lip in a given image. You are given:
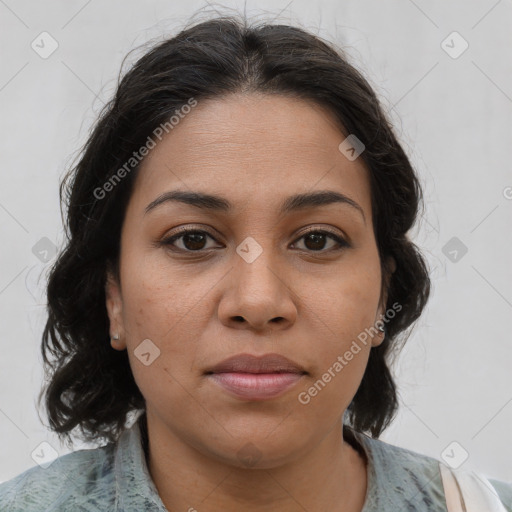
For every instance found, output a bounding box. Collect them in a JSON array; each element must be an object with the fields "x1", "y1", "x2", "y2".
[{"x1": 205, "y1": 353, "x2": 307, "y2": 375}]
